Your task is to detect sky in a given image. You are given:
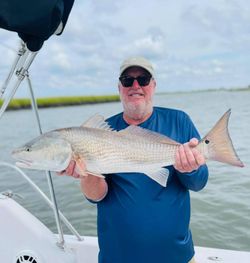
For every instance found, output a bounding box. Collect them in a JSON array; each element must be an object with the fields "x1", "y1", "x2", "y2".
[{"x1": 0, "y1": 0, "x2": 250, "y2": 98}]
